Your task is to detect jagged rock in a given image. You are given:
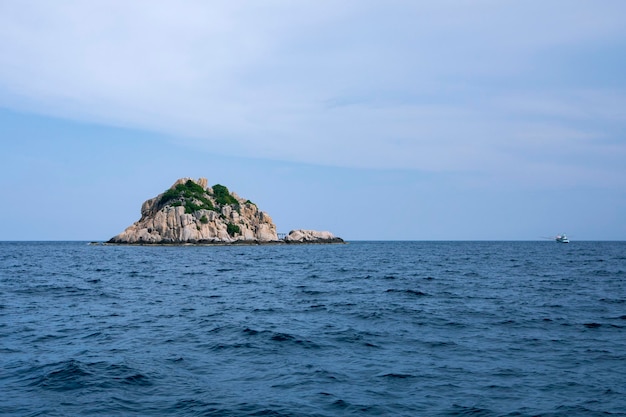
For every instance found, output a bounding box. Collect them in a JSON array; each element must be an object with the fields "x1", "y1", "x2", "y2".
[
  {"x1": 284, "y1": 229, "x2": 344, "y2": 244},
  {"x1": 108, "y1": 178, "x2": 279, "y2": 244}
]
